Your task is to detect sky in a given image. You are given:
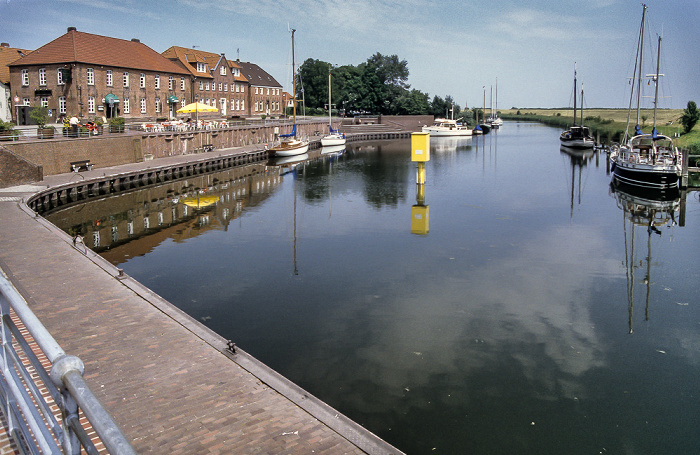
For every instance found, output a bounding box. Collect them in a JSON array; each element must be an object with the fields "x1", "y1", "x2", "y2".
[{"x1": 1, "y1": 0, "x2": 698, "y2": 110}]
